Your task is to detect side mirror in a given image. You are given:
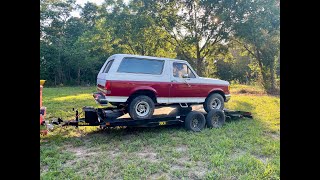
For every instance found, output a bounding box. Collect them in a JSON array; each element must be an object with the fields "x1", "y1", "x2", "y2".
[{"x1": 182, "y1": 74, "x2": 189, "y2": 78}]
